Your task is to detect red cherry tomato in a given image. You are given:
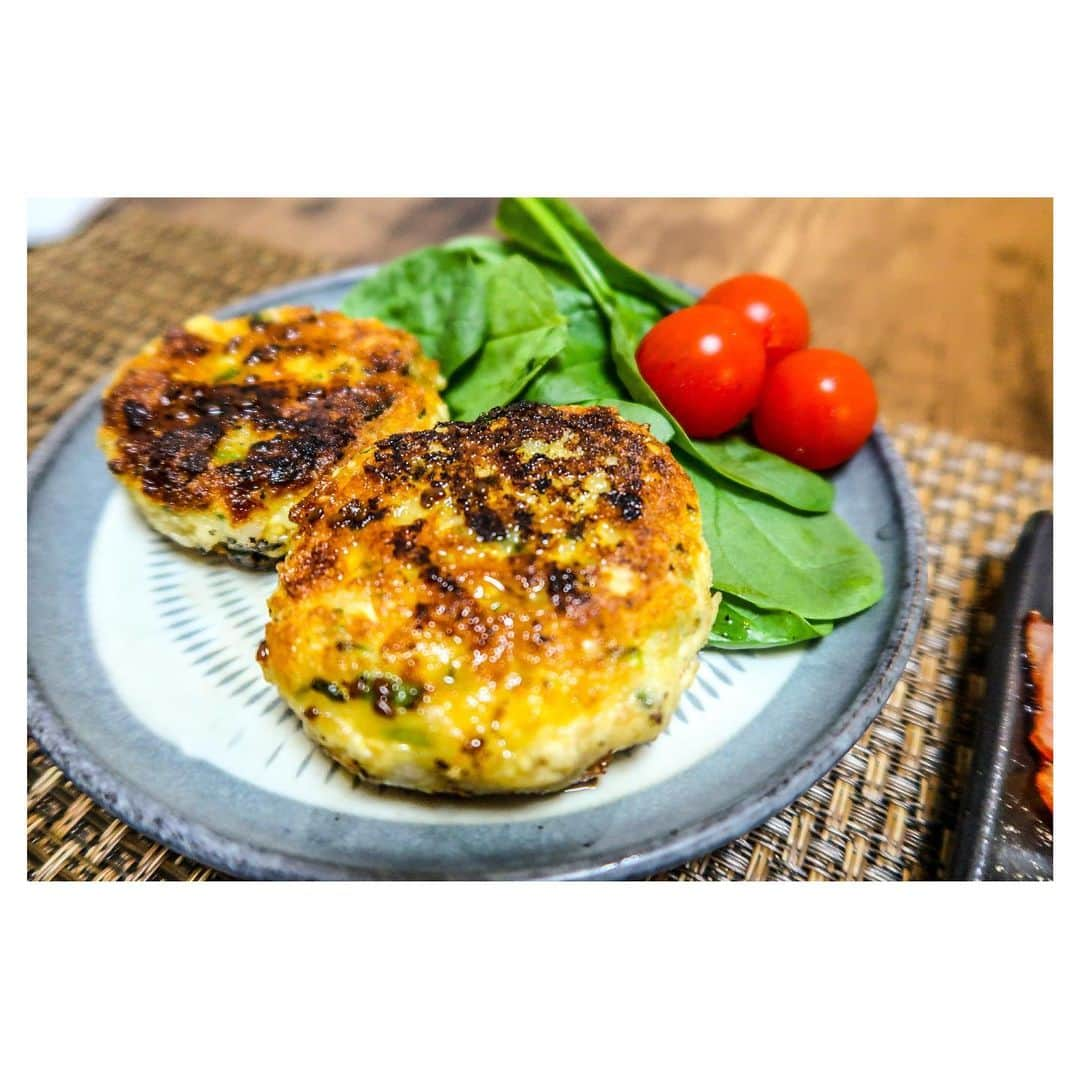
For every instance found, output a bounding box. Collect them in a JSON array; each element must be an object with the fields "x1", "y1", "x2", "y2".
[
  {"x1": 752, "y1": 349, "x2": 877, "y2": 470},
  {"x1": 700, "y1": 273, "x2": 810, "y2": 365},
  {"x1": 636, "y1": 306, "x2": 766, "y2": 438}
]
